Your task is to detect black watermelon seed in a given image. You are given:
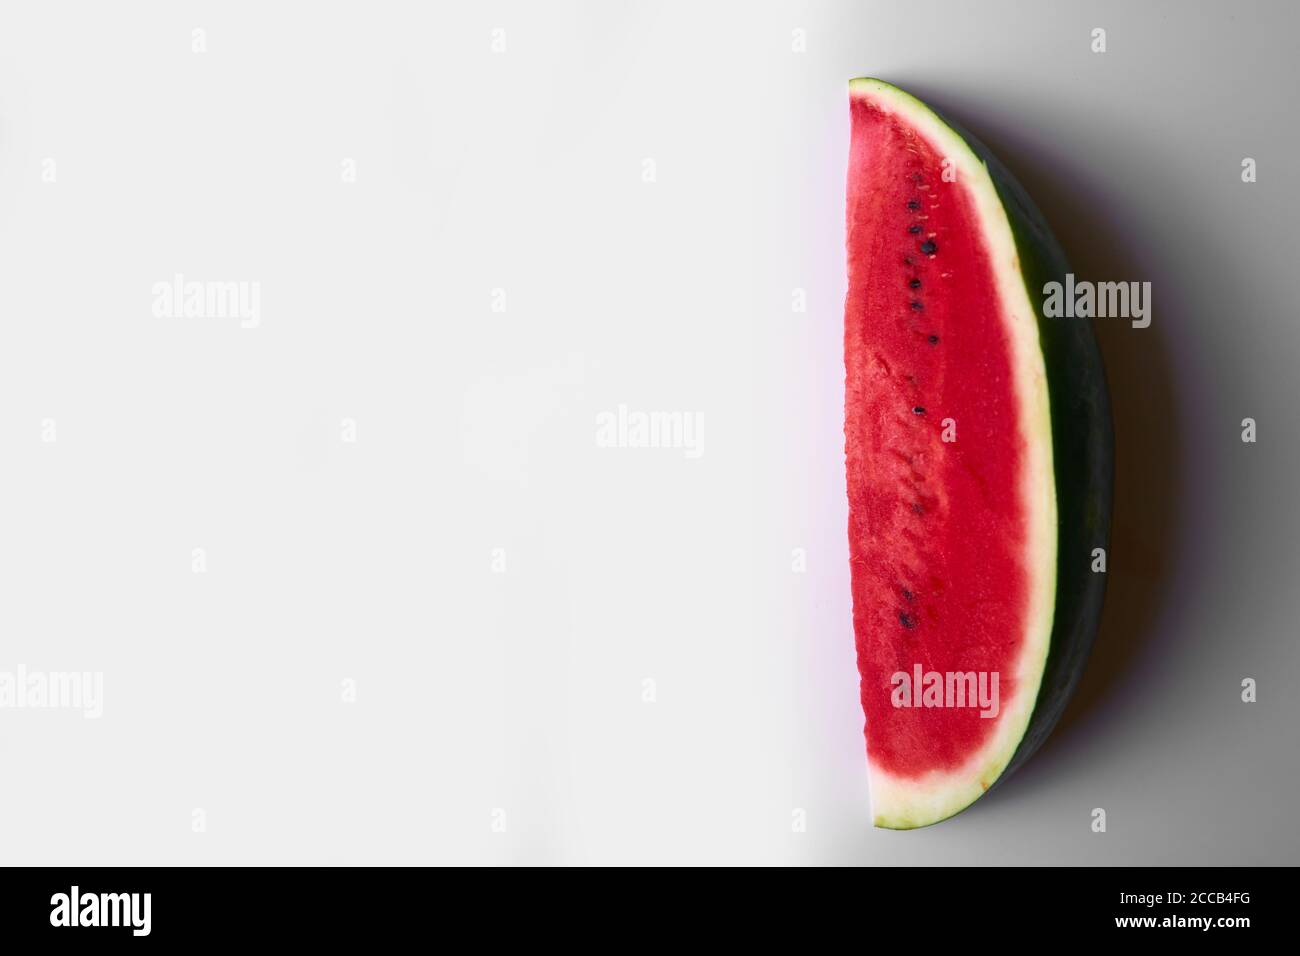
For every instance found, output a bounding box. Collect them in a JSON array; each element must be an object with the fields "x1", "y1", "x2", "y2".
[
  {"x1": 907, "y1": 200, "x2": 921, "y2": 211},
  {"x1": 920, "y1": 240, "x2": 937, "y2": 255},
  {"x1": 909, "y1": 278, "x2": 921, "y2": 289},
  {"x1": 899, "y1": 611, "x2": 916, "y2": 629},
  {"x1": 912, "y1": 406, "x2": 926, "y2": 415},
  {"x1": 908, "y1": 224, "x2": 922, "y2": 234},
  {"x1": 928, "y1": 334, "x2": 940, "y2": 344},
  {"x1": 901, "y1": 588, "x2": 913, "y2": 601},
  {"x1": 910, "y1": 300, "x2": 924, "y2": 311},
  {"x1": 910, "y1": 502, "x2": 925, "y2": 514}
]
